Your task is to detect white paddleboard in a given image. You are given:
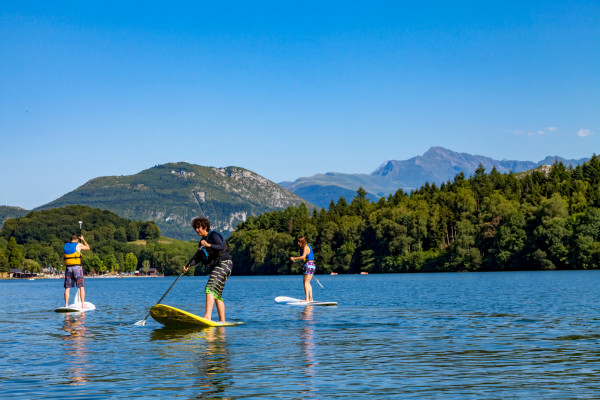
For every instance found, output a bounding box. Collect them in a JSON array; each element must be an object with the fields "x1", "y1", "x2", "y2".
[
  {"x1": 55, "y1": 302, "x2": 96, "y2": 313},
  {"x1": 275, "y1": 296, "x2": 338, "y2": 306},
  {"x1": 55, "y1": 288, "x2": 96, "y2": 313}
]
